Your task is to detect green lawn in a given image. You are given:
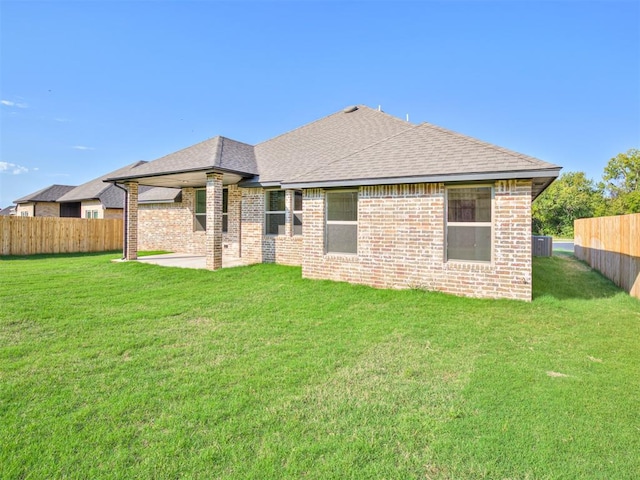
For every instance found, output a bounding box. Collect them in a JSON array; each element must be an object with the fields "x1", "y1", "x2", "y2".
[{"x1": 1, "y1": 253, "x2": 638, "y2": 479}]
